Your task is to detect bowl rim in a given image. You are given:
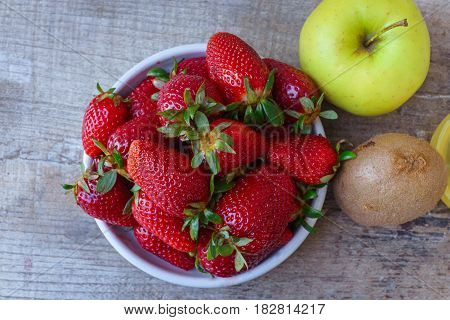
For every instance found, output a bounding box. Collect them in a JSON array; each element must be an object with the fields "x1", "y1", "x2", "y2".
[{"x1": 83, "y1": 43, "x2": 328, "y2": 288}]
